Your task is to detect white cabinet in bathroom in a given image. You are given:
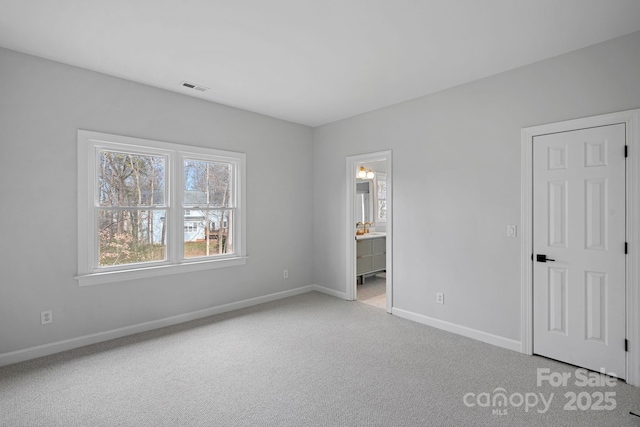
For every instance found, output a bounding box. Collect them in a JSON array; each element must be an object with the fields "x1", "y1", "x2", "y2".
[{"x1": 356, "y1": 236, "x2": 386, "y2": 282}]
